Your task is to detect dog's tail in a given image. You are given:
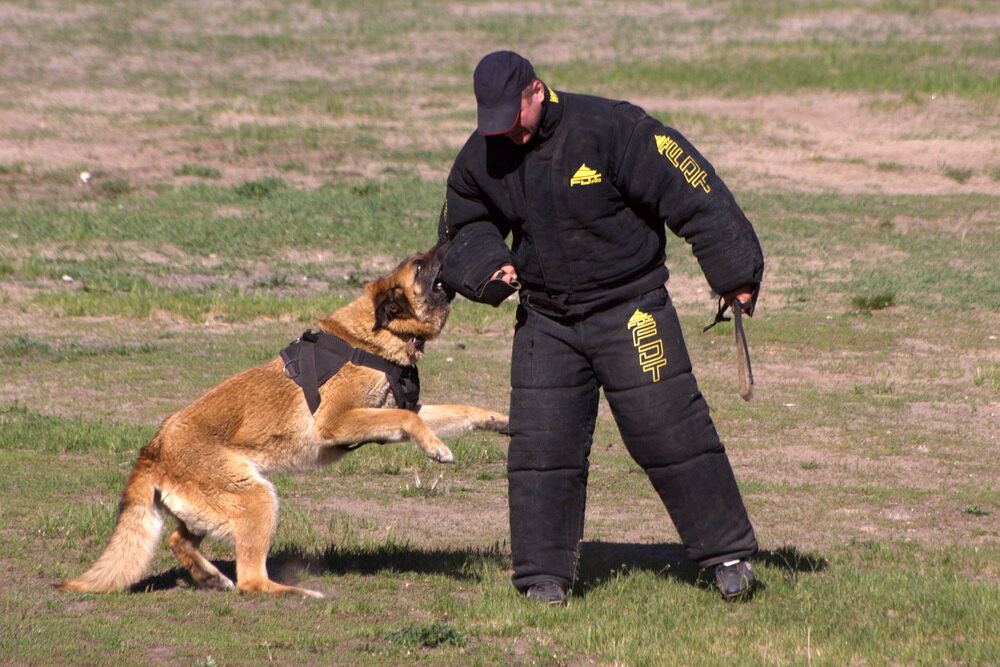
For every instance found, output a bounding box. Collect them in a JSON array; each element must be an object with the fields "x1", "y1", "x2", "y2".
[{"x1": 57, "y1": 460, "x2": 164, "y2": 593}]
